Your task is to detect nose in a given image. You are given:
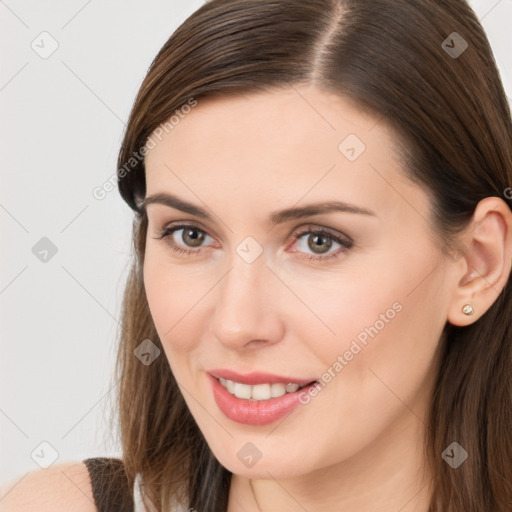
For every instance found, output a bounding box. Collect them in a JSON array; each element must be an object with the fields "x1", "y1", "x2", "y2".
[{"x1": 210, "y1": 254, "x2": 285, "y2": 350}]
